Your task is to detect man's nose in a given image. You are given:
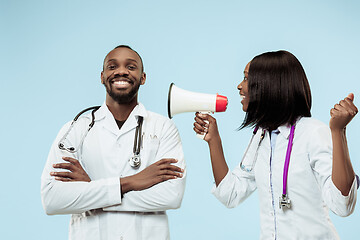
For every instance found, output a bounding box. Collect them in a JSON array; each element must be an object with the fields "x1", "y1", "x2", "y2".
[{"x1": 114, "y1": 66, "x2": 129, "y2": 76}]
